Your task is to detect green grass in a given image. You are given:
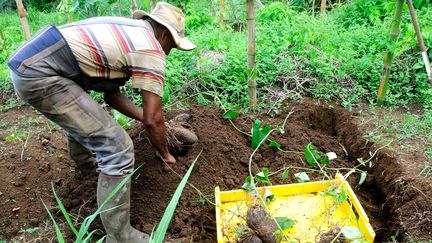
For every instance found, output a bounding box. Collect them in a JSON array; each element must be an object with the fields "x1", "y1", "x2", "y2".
[{"x1": 1, "y1": 1, "x2": 431, "y2": 110}]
